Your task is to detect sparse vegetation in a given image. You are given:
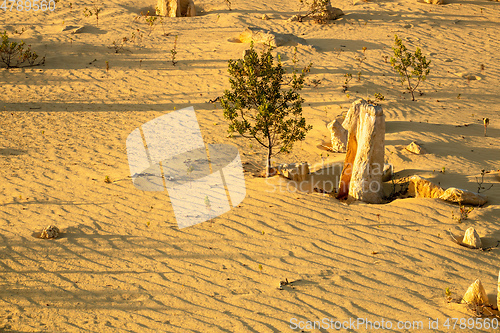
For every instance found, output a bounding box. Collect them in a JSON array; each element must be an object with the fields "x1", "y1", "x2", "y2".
[
  {"x1": 385, "y1": 174, "x2": 410, "y2": 202},
  {"x1": 342, "y1": 73, "x2": 352, "y2": 92},
  {"x1": 135, "y1": 11, "x2": 159, "y2": 36},
  {"x1": 220, "y1": 43, "x2": 313, "y2": 177},
  {"x1": 374, "y1": 93, "x2": 385, "y2": 101},
  {"x1": 171, "y1": 35, "x2": 178, "y2": 66},
  {"x1": 451, "y1": 202, "x2": 474, "y2": 223},
  {"x1": 109, "y1": 37, "x2": 130, "y2": 53},
  {"x1": 308, "y1": 78, "x2": 321, "y2": 88},
  {"x1": 130, "y1": 29, "x2": 144, "y2": 47},
  {"x1": 0, "y1": 31, "x2": 45, "y2": 68},
  {"x1": 483, "y1": 117, "x2": 489, "y2": 136},
  {"x1": 476, "y1": 169, "x2": 493, "y2": 193},
  {"x1": 204, "y1": 195, "x2": 213, "y2": 223},
  {"x1": 445, "y1": 287, "x2": 453, "y2": 302},
  {"x1": 390, "y1": 35, "x2": 431, "y2": 101},
  {"x1": 83, "y1": 1, "x2": 102, "y2": 27},
  {"x1": 13, "y1": 27, "x2": 26, "y2": 35}
]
